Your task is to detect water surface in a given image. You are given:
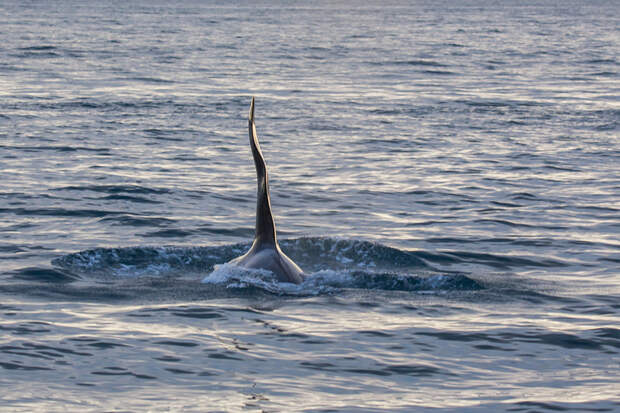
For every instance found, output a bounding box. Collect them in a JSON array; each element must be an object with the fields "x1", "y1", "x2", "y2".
[{"x1": 1, "y1": 0, "x2": 619, "y2": 411}]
